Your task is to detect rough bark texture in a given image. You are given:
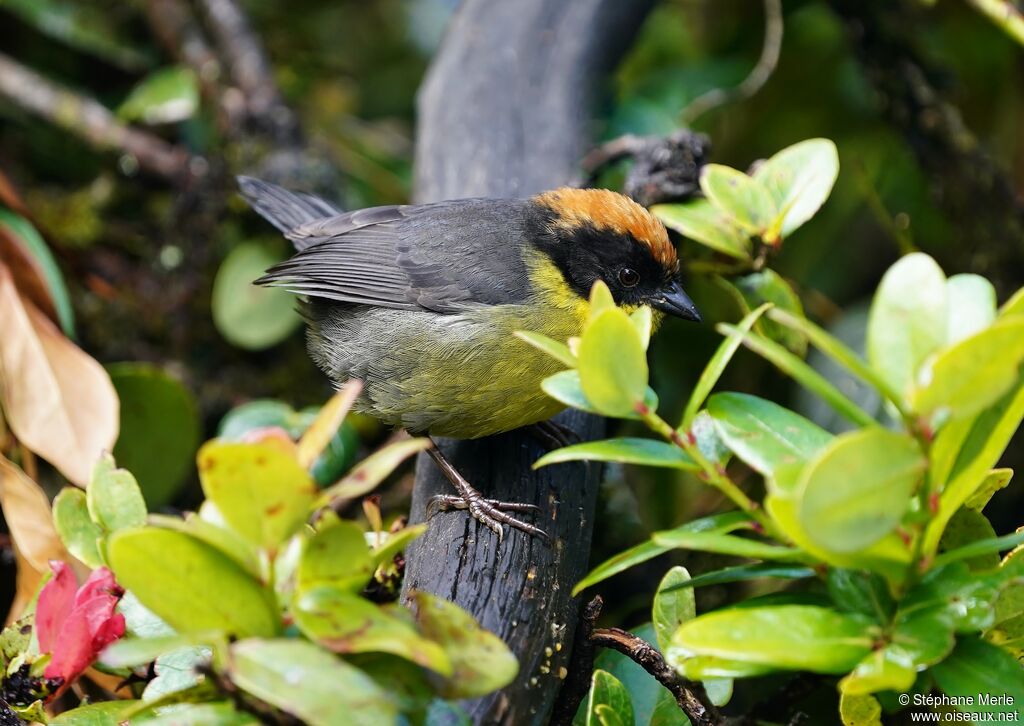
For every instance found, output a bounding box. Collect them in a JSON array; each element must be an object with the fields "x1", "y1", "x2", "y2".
[{"x1": 402, "y1": 1, "x2": 655, "y2": 724}]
